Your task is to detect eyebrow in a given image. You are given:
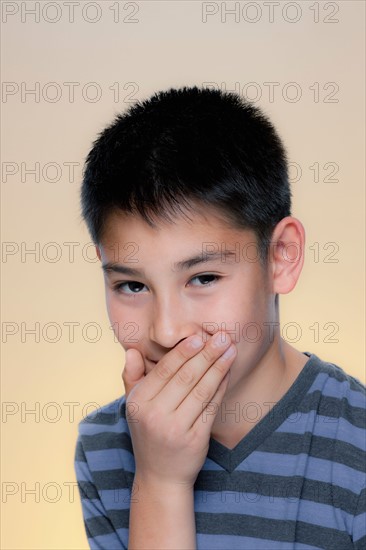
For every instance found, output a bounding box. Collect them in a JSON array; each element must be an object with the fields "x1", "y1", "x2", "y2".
[{"x1": 101, "y1": 250, "x2": 236, "y2": 277}]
